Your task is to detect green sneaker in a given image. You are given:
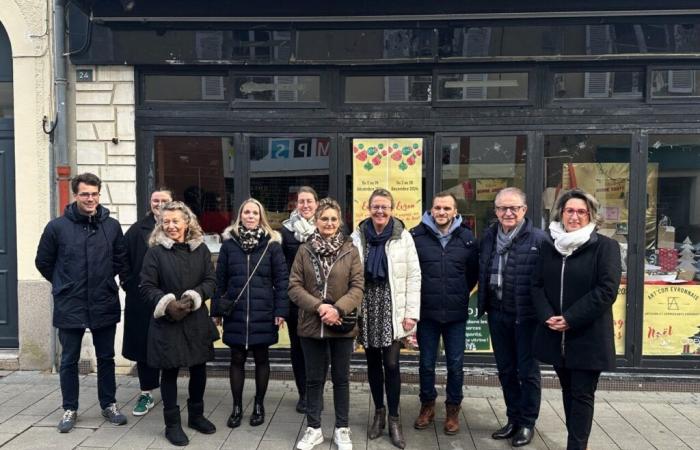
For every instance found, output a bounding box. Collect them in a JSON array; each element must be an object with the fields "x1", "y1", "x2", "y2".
[{"x1": 132, "y1": 393, "x2": 155, "y2": 416}]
